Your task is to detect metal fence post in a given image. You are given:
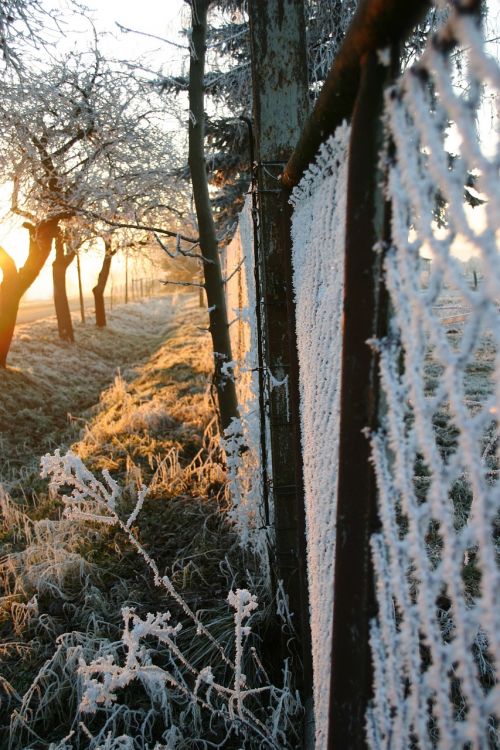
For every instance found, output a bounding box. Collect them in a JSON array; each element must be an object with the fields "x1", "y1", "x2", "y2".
[{"x1": 327, "y1": 51, "x2": 390, "y2": 749}]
